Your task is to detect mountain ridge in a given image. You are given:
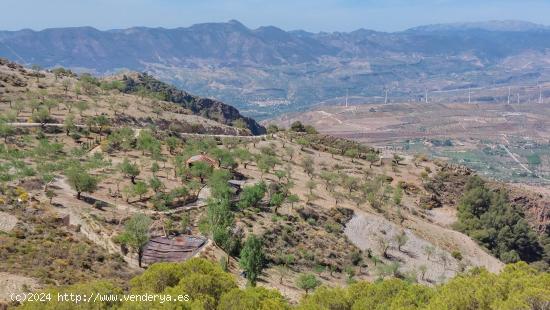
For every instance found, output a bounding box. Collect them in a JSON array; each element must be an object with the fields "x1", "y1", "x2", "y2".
[
  {"x1": 2, "y1": 19, "x2": 548, "y2": 34},
  {"x1": 1, "y1": 19, "x2": 550, "y2": 119},
  {"x1": 406, "y1": 20, "x2": 550, "y2": 33}
]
